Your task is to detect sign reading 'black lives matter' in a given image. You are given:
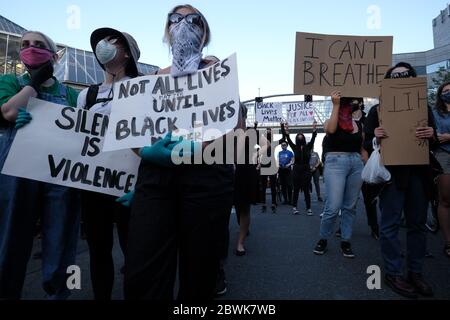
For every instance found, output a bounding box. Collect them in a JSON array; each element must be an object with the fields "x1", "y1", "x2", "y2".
[
  {"x1": 294, "y1": 32, "x2": 393, "y2": 97},
  {"x1": 103, "y1": 53, "x2": 240, "y2": 152}
]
